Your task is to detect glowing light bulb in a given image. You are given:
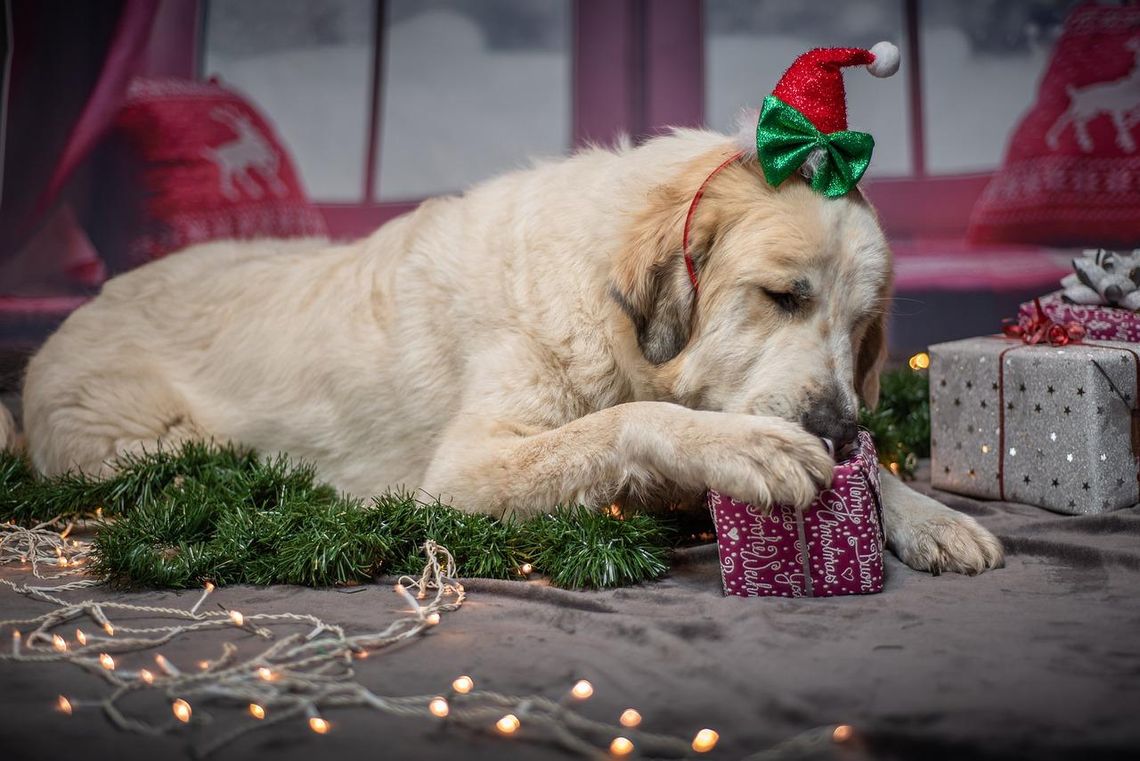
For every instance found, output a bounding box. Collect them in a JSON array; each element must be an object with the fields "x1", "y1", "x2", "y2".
[
  {"x1": 496, "y1": 714, "x2": 520, "y2": 735},
  {"x1": 103, "y1": 622, "x2": 115, "y2": 637},
  {"x1": 520, "y1": 563, "x2": 533, "y2": 576},
  {"x1": 95, "y1": 507, "x2": 104, "y2": 520},
  {"x1": 12, "y1": 630, "x2": 21, "y2": 655},
  {"x1": 249, "y1": 703, "x2": 266, "y2": 720},
  {"x1": 452, "y1": 675, "x2": 474, "y2": 694},
  {"x1": 257, "y1": 667, "x2": 275, "y2": 681},
  {"x1": 309, "y1": 717, "x2": 330, "y2": 734},
  {"x1": 57, "y1": 696, "x2": 73, "y2": 715},
  {"x1": 172, "y1": 699, "x2": 192, "y2": 723},
  {"x1": 429, "y1": 697, "x2": 449, "y2": 718},
  {"x1": 619, "y1": 708, "x2": 642, "y2": 728},
  {"x1": 832, "y1": 725, "x2": 853, "y2": 743},
  {"x1": 908, "y1": 352, "x2": 930, "y2": 371},
  {"x1": 229, "y1": 610, "x2": 245, "y2": 627},
  {"x1": 204, "y1": 581, "x2": 215, "y2": 593},
  {"x1": 99, "y1": 653, "x2": 115, "y2": 670},
  {"x1": 394, "y1": 583, "x2": 406, "y2": 595},
  {"x1": 692, "y1": 728, "x2": 719, "y2": 753},
  {"x1": 425, "y1": 612, "x2": 440, "y2": 626},
  {"x1": 155, "y1": 654, "x2": 176, "y2": 674},
  {"x1": 610, "y1": 737, "x2": 634, "y2": 756},
  {"x1": 139, "y1": 669, "x2": 155, "y2": 685},
  {"x1": 55, "y1": 546, "x2": 63, "y2": 557},
  {"x1": 52, "y1": 634, "x2": 68, "y2": 652},
  {"x1": 75, "y1": 629, "x2": 87, "y2": 646},
  {"x1": 571, "y1": 680, "x2": 594, "y2": 699},
  {"x1": 198, "y1": 660, "x2": 210, "y2": 670}
]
